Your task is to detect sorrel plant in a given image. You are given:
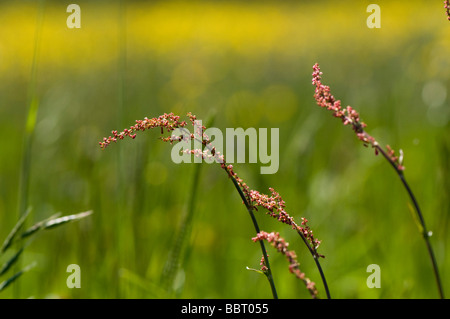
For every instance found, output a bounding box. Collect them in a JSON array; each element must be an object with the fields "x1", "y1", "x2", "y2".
[
  {"x1": 100, "y1": 112, "x2": 330, "y2": 299},
  {"x1": 312, "y1": 63, "x2": 444, "y2": 299}
]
